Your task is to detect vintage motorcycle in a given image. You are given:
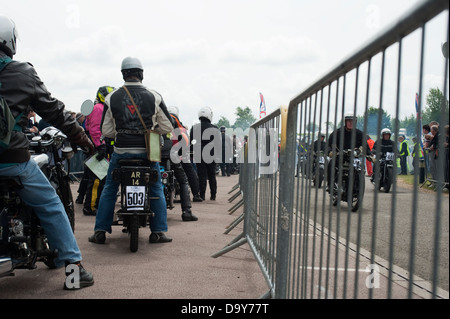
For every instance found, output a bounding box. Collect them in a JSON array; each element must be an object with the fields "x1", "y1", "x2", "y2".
[
  {"x1": 28, "y1": 127, "x2": 75, "y2": 230},
  {"x1": 1, "y1": 127, "x2": 75, "y2": 277},
  {"x1": 372, "y1": 151, "x2": 394, "y2": 193},
  {"x1": 160, "y1": 159, "x2": 176, "y2": 210},
  {"x1": 329, "y1": 147, "x2": 367, "y2": 212},
  {"x1": 112, "y1": 158, "x2": 159, "y2": 252}
]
